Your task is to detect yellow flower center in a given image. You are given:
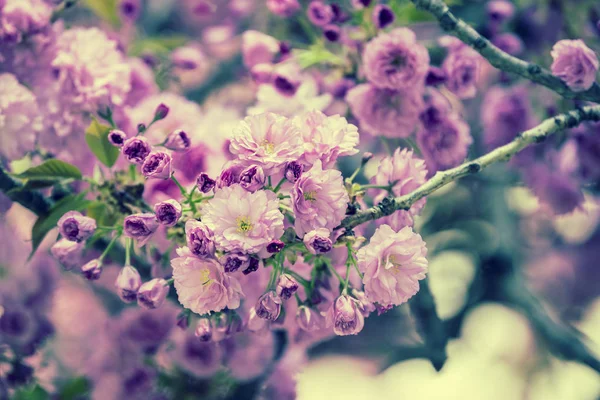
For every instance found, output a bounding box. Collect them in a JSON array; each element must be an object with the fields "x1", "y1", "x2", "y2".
[
  {"x1": 236, "y1": 216, "x2": 253, "y2": 233},
  {"x1": 261, "y1": 140, "x2": 275, "y2": 155},
  {"x1": 387, "y1": 255, "x2": 403, "y2": 275},
  {"x1": 199, "y1": 268, "x2": 212, "y2": 286},
  {"x1": 303, "y1": 190, "x2": 317, "y2": 201}
]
